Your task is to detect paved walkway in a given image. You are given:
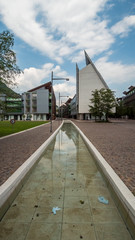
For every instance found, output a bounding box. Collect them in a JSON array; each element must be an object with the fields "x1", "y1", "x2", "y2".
[
  {"x1": 0, "y1": 120, "x2": 61, "y2": 185},
  {"x1": 0, "y1": 119, "x2": 135, "y2": 195}
]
